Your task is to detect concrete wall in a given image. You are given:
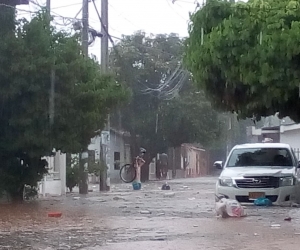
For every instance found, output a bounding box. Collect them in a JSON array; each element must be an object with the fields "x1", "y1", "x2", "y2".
[
  {"x1": 86, "y1": 130, "x2": 131, "y2": 184},
  {"x1": 280, "y1": 130, "x2": 300, "y2": 159},
  {"x1": 149, "y1": 159, "x2": 156, "y2": 181},
  {"x1": 280, "y1": 130, "x2": 300, "y2": 150},
  {"x1": 109, "y1": 131, "x2": 131, "y2": 182},
  {"x1": 39, "y1": 179, "x2": 61, "y2": 197},
  {"x1": 39, "y1": 151, "x2": 66, "y2": 196},
  {"x1": 88, "y1": 135, "x2": 101, "y2": 161}
]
